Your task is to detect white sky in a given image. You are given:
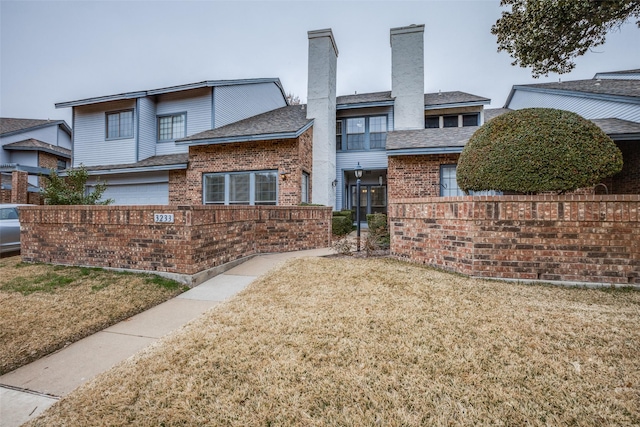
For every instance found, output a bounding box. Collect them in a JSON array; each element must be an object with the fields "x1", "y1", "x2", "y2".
[{"x1": 1, "y1": 0, "x2": 639, "y2": 125}]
